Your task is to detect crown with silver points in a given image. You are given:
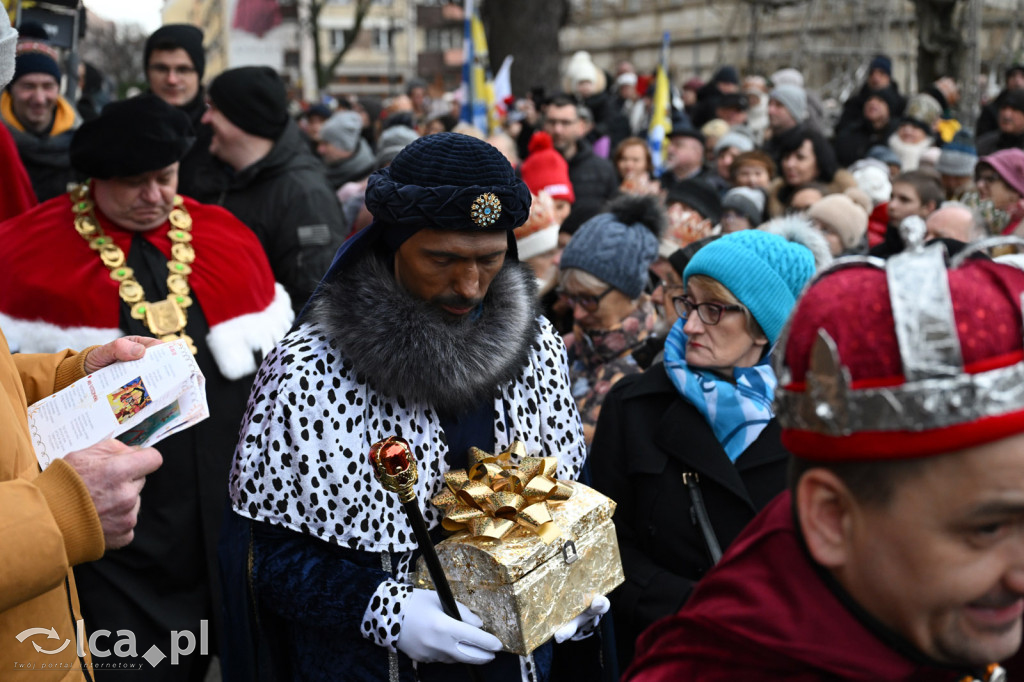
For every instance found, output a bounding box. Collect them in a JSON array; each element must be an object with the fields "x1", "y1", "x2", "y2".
[{"x1": 774, "y1": 219, "x2": 1024, "y2": 438}]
